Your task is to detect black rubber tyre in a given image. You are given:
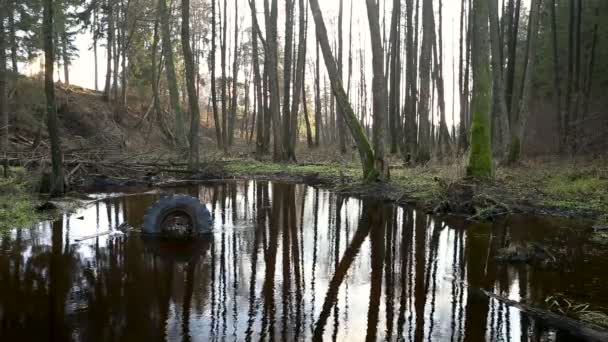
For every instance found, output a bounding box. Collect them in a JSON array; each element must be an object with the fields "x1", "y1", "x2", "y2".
[{"x1": 143, "y1": 195, "x2": 212, "y2": 237}]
